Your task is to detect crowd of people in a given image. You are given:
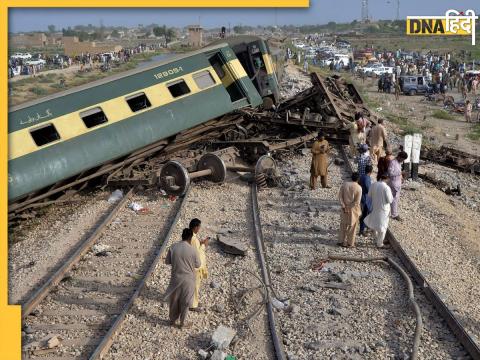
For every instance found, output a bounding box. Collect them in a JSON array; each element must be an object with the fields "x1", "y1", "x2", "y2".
[
  {"x1": 309, "y1": 112, "x2": 409, "y2": 250},
  {"x1": 8, "y1": 43, "x2": 158, "y2": 78}
]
